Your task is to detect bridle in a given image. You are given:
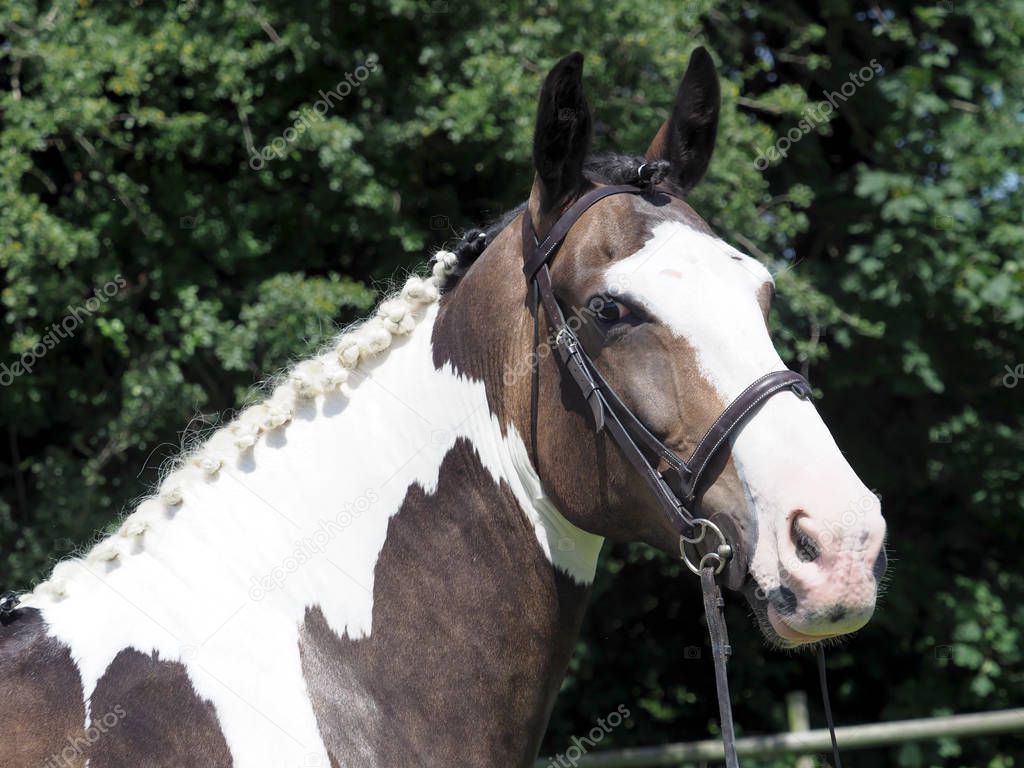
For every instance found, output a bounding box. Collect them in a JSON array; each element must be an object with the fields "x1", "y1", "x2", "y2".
[
  {"x1": 521, "y1": 181, "x2": 812, "y2": 572},
  {"x1": 520, "y1": 180, "x2": 843, "y2": 768}
]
